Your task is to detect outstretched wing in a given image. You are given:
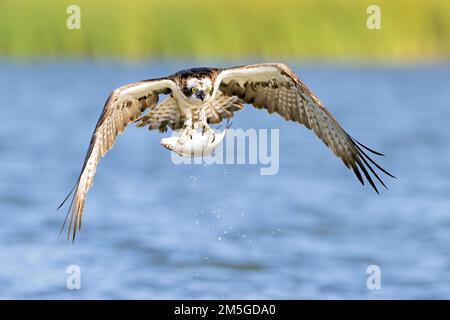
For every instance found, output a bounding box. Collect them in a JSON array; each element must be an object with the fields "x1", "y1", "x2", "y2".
[
  {"x1": 58, "y1": 78, "x2": 178, "y2": 241},
  {"x1": 216, "y1": 63, "x2": 394, "y2": 191}
]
